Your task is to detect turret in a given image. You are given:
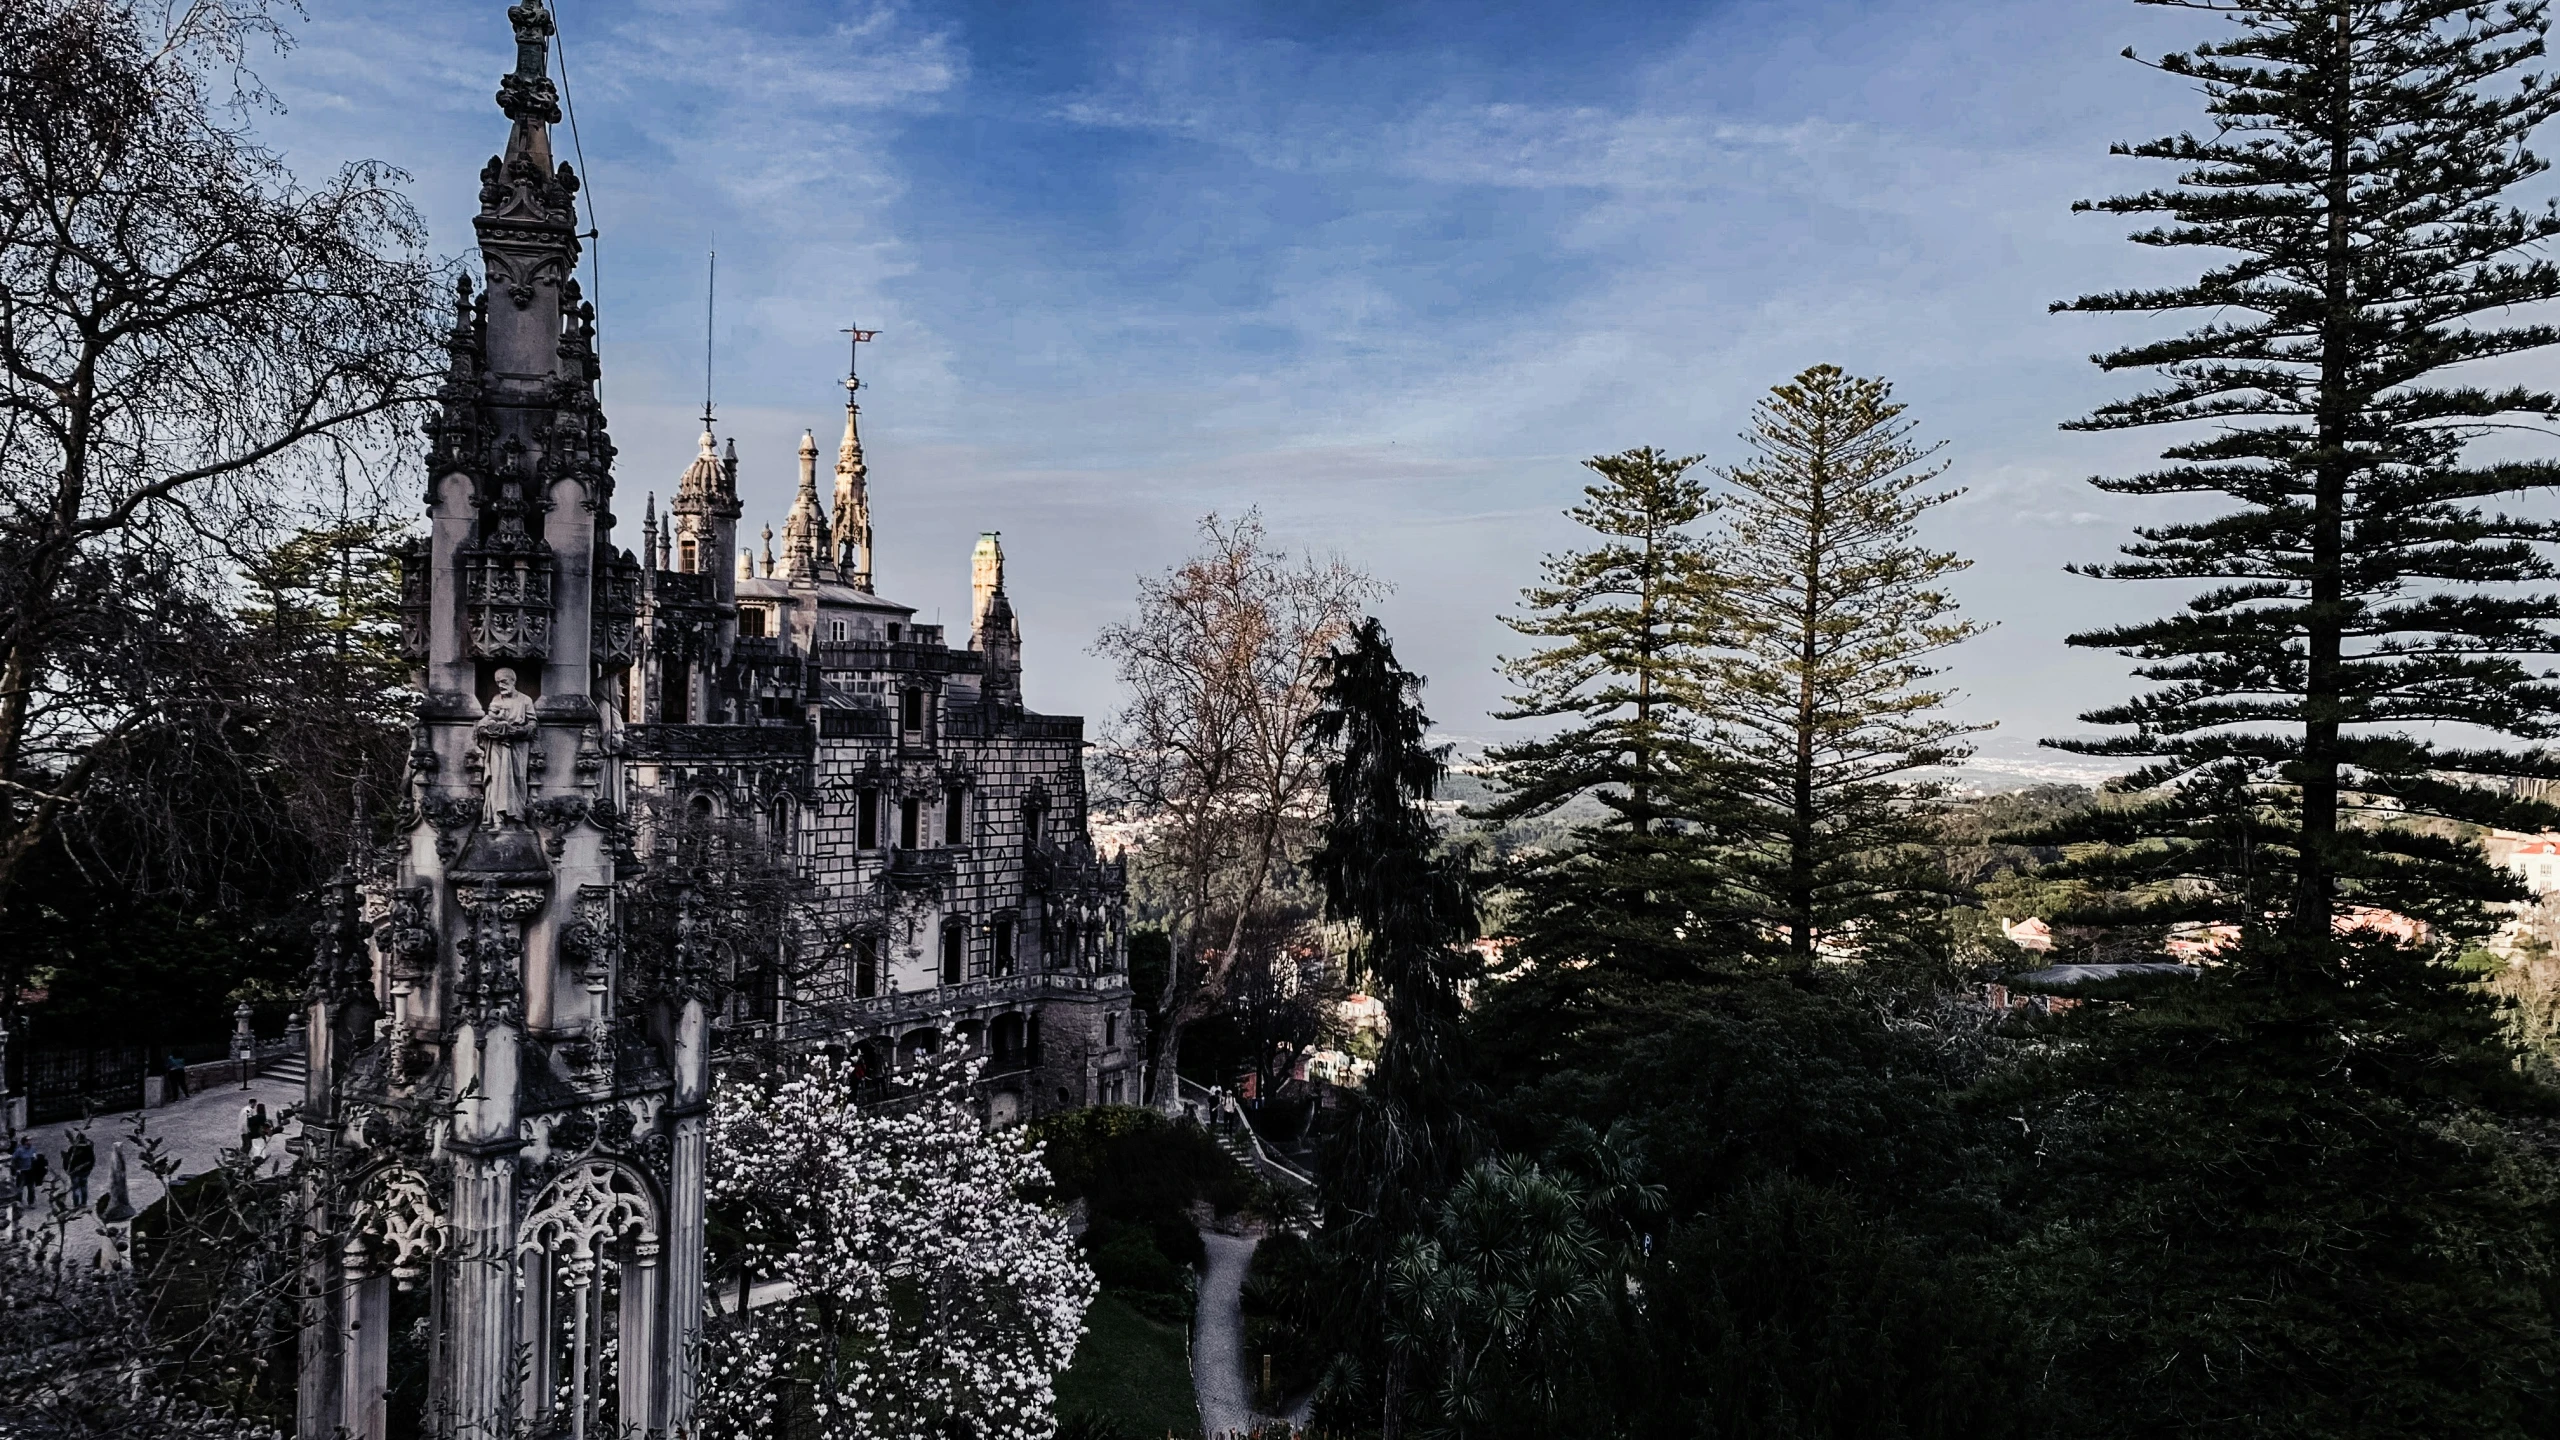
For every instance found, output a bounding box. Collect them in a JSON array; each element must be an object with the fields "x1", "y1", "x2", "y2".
[
  {"x1": 970, "y1": 532, "x2": 1005, "y2": 636},
  {"x1": 669, "y1": 420, "x2": 740, "y2": 603},
  {"x1": 970, "y1": 533, "x2": 1022, "y2": 711},
  {"x1": 833, "y1": 376, "x2": 874, "y2": 591},
  {"x1": 778, "y1": 428, "x2": 830, "y2": 582}
]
